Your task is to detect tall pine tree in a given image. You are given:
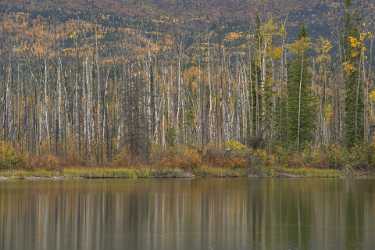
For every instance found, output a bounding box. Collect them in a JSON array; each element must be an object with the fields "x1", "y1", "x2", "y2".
[
  {"x1": 343, "y1": 0, "x2": 364, "y2": 147},
  {"x1": 287, "y1": 26, "x2": 316, "y2": 150}
]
